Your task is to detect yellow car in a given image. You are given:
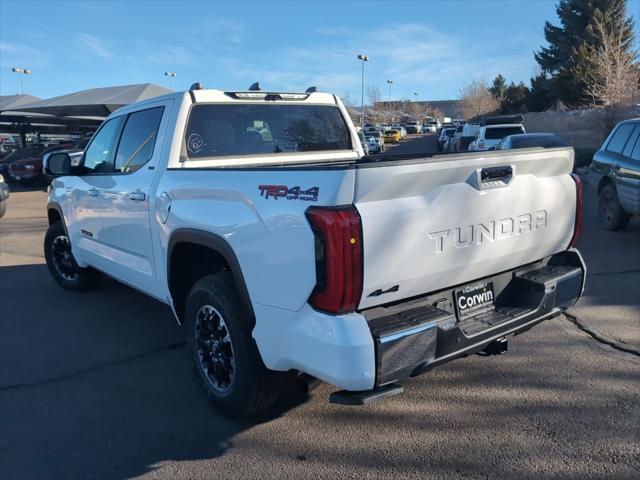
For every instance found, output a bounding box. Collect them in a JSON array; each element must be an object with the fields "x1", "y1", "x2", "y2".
[{"x1": 384, "y1": 129, "x2": 401, "y2": 143}]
